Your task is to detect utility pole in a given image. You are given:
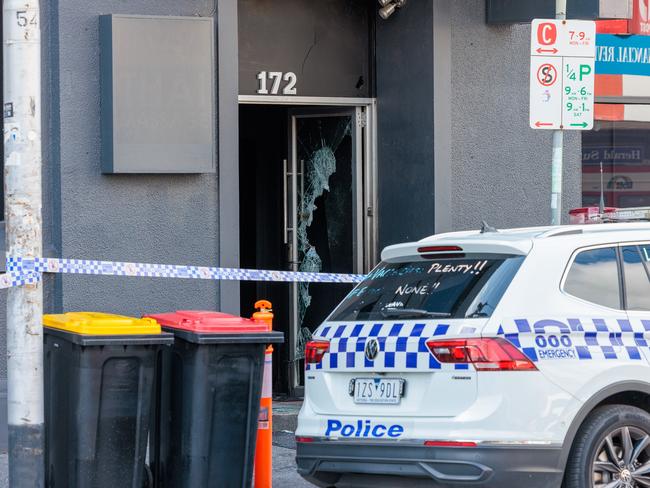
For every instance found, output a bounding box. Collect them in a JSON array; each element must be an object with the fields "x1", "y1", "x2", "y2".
[
  {"x1": 3, "y1": 0, "x2": 45, "y2": 486},
  {"x1": 550, "y1": 0, "x2": 567, "y2": 225}
]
